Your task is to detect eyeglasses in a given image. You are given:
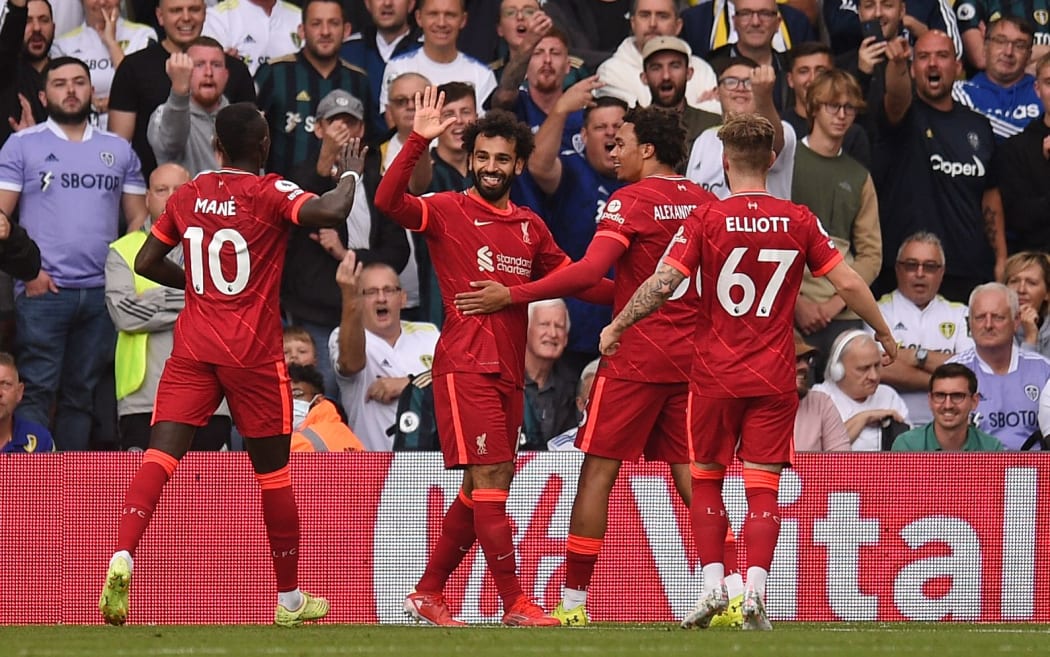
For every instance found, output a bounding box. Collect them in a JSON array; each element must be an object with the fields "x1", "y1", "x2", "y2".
[
  {"x1": 389, "y1": 96, "x2": 415, "y2": 109},
  {"x1": 821, "y1": 102, "x2": 858, "y2": 117},
  {"x1": 501, "y1": 7, "x2": 539, "y2": 19},
  {"x1": 896, "y1": 260, "x2": 943, "y2": 273},
  {"x1": 930, "y1": 391, "x2": 970, "y2": 404},
  {"x1": 734, "y1": 9, "x2": 778, "y2": 21},
  {"x1": 719, "y1": 76, "x2": 752, "y2": 90},
  {"x1": 987, "y1": 35, "x2": 1031, "y2": 51},
  {"x1": 972, "y1": 312, "x2": 1010, "y2": 324},
  {"x1": 291, "y1": 388, "x2": 309, "y2": 399},
  {"x1": 796, "y1": 354, "x2": 816, "y2": 367},
  {"x1": 361, "y1": 285, "x2": 402, "y2": 297}
]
